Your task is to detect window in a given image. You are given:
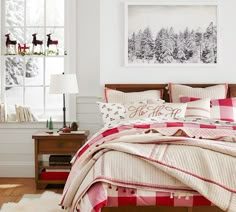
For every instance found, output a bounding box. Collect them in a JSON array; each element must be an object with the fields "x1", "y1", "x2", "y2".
[{"x1": 0, "y1": 0, "x2": 76, "y2": 121}]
